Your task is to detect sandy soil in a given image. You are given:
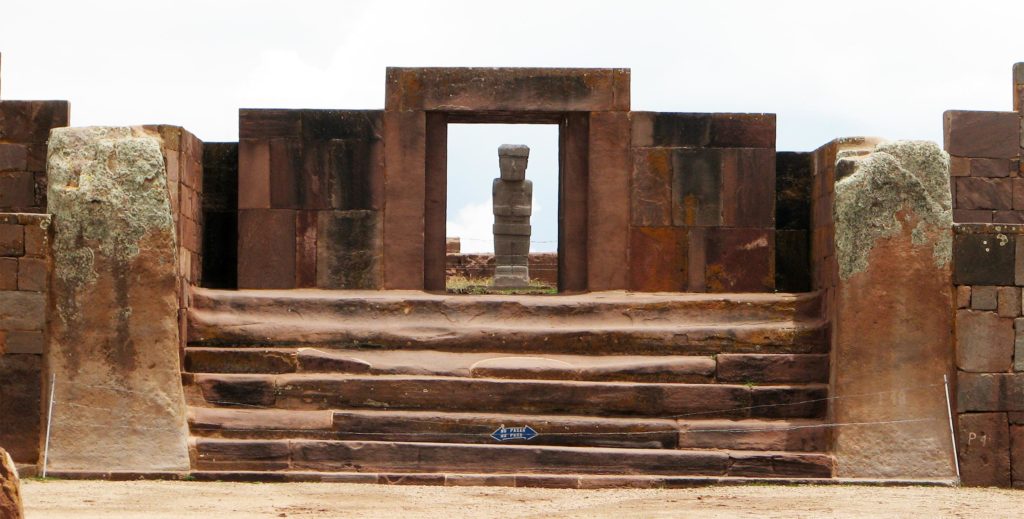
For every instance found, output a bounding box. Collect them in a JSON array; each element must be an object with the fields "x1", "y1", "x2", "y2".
[{"x1": 19, "y1": 480, "x2": 1024, "y2": 519}]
